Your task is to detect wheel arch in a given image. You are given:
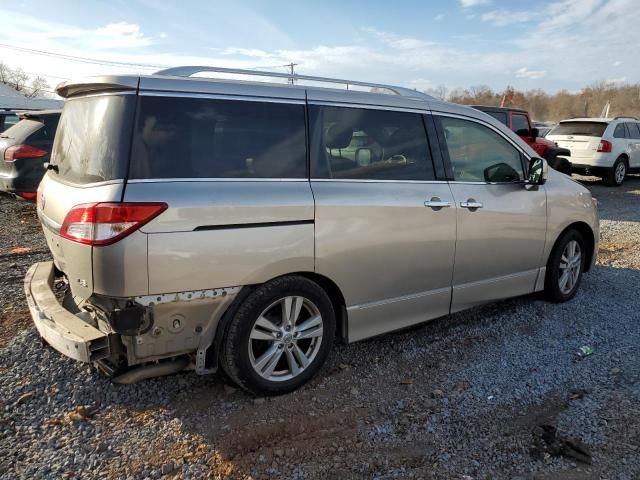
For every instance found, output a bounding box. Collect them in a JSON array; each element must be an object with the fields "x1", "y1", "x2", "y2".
[
  {"x1": 549, "y1": 221, "x2": 596, "y2": 272},
  {"x1": 207, "y1": 271, "x2": 349, "y2": 371}
]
